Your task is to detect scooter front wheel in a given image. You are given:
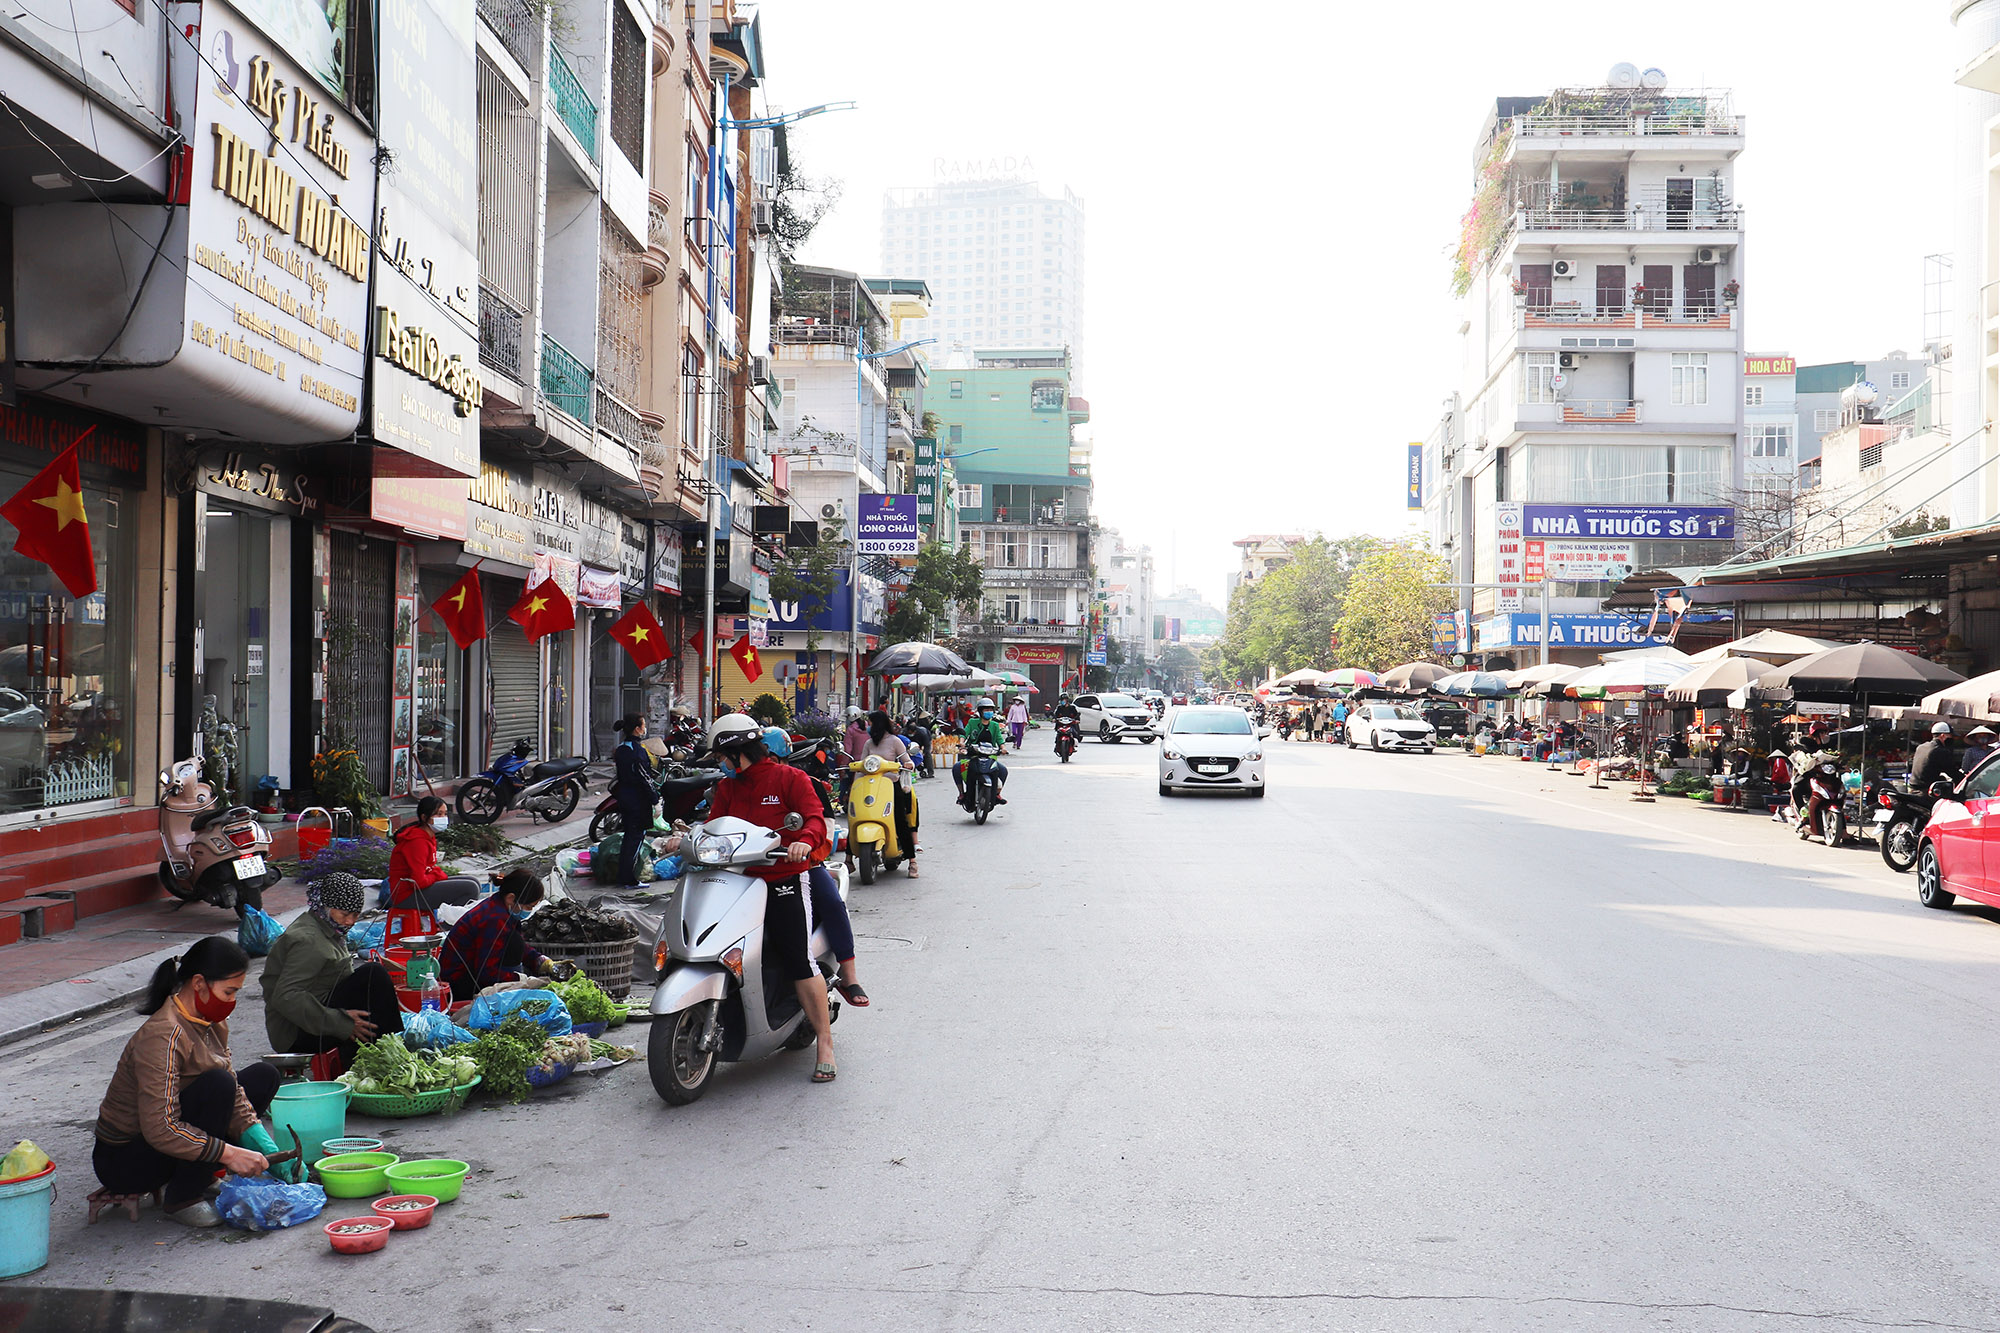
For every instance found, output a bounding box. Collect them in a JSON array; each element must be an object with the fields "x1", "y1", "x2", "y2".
[
  {"x1": 456, "y1": 779, "x2": 504, "y2": 825},
  {"x1": 649, "y1": 1004, "x2": 717, "y2": 1105},
  {"x1": 857, "y1": 845, "x2": 879, "y2": 885}
]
